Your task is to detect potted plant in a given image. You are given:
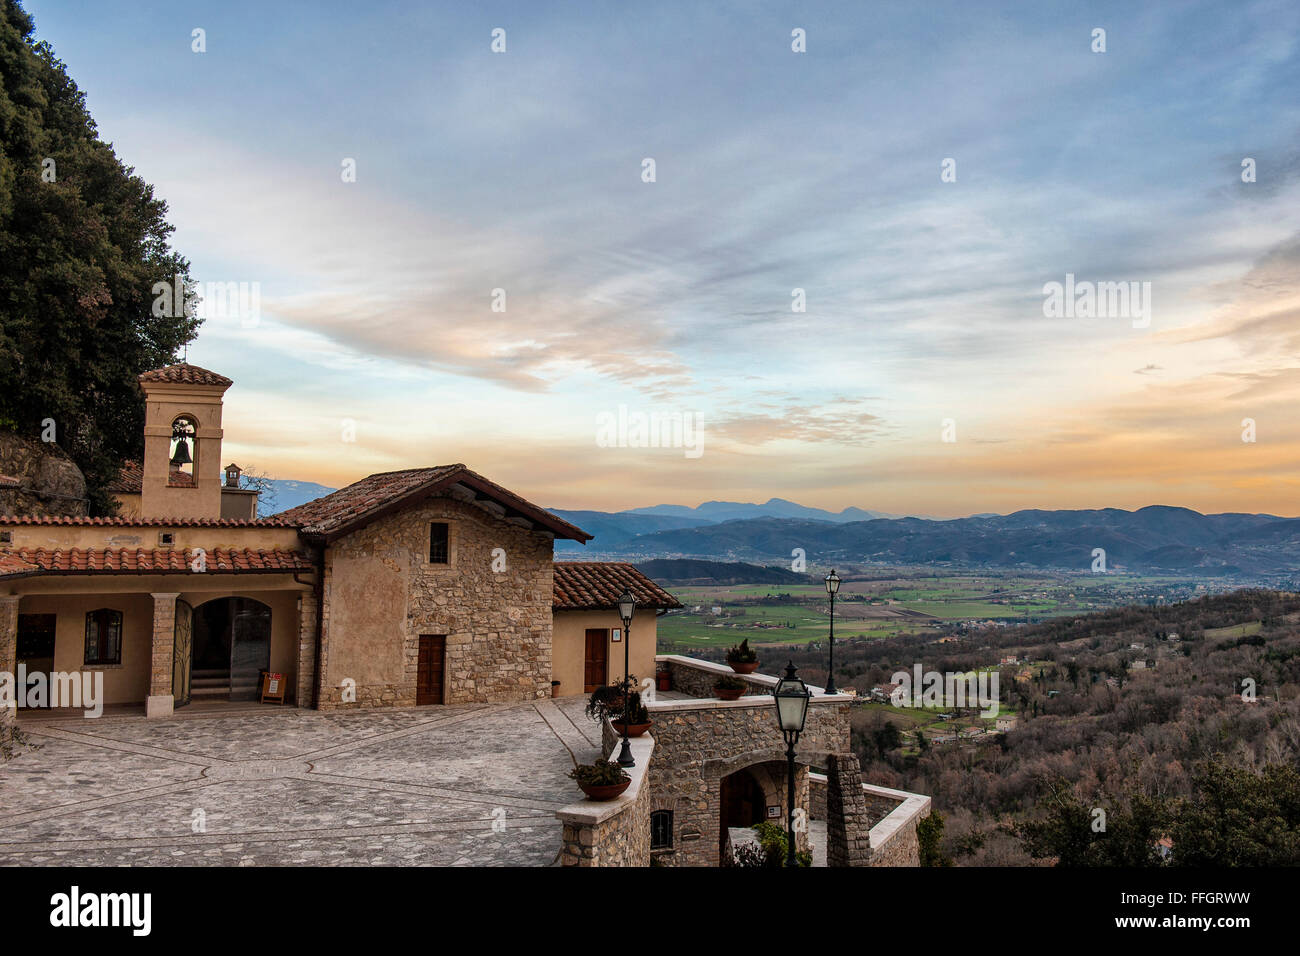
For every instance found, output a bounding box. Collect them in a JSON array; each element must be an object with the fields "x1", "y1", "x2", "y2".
[
  {"x1": 585, "y1": 677, "x2": 632, "y2": 724},
  {"x1": 726, "y1": 639, "x2": 760, "y2": 674},
  {"x1": 714, "y1": 674, "x2": 748, "y2": 701},
  {"x1": 568, "y1": 759, "x2": 632, "y2": 801},
  {"x1": 612, "y1": 691, "x2": 652, "y2": 737}
]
